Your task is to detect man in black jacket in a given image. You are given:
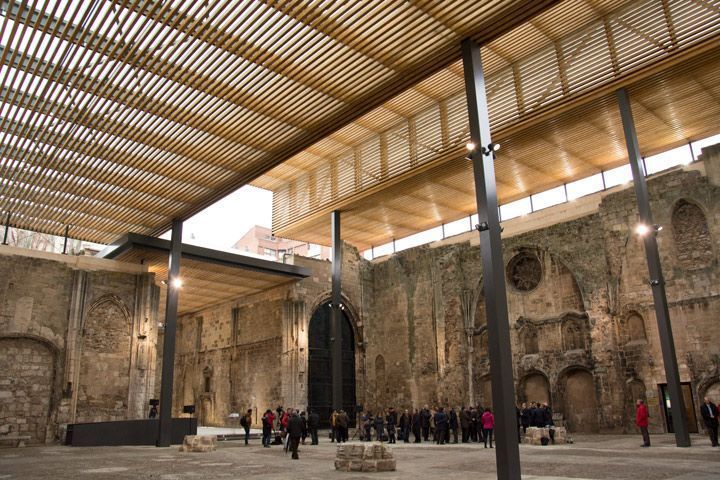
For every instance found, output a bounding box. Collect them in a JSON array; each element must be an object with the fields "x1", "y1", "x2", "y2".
[
  {"x1": 307, "y1": 410, "x2": 320, "y2": 445},
  {"x1": 700, "y1": 396, "x2": 719, "y2": 447},
  {"x1": 434, "y1": 407, "x2": 448, "y2": 445},
  {"x1": 449, "y1": 407, "x2": 459, "y2": 444},
  {"x1": 411, "y1": 408, "x2": 422, "y2": 443},
  {"x1": 288, "y1": 410, "x2": 303, "y2": 459},
  {"x1": 420, "y1": 406, "x2": 431, "y2": 441},
  {"x1": 460, "y1": 407, "x2": 471, "y2": 443}
]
